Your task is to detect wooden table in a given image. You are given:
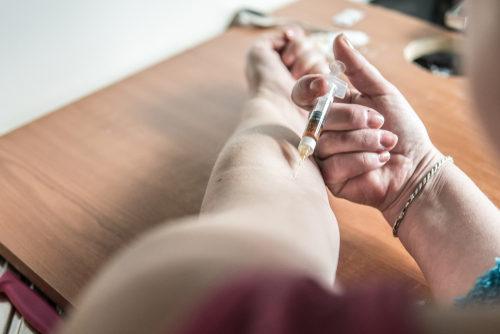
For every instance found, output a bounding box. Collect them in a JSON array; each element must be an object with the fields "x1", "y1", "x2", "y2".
[{"x1": 1, "y1": 0, "x2": 498, "y2": 309}]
